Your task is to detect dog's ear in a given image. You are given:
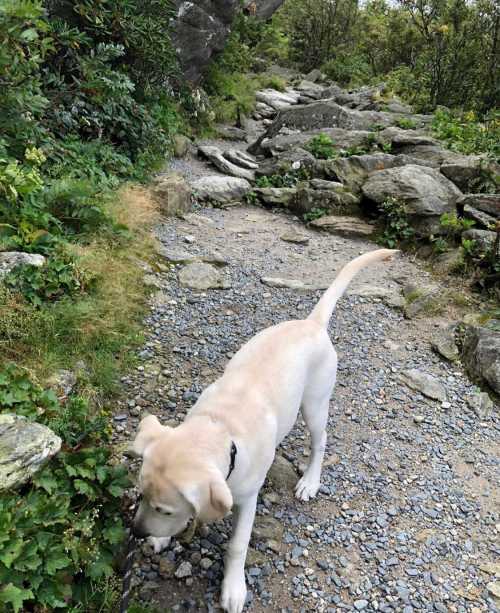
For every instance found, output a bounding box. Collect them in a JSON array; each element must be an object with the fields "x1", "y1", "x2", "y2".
[
  {"x1": 180, "y1": 476, "x2": 233, "y2": 523},
  {"x1": 133, "y1": 414, "x2": 170, "y2": 457}
]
